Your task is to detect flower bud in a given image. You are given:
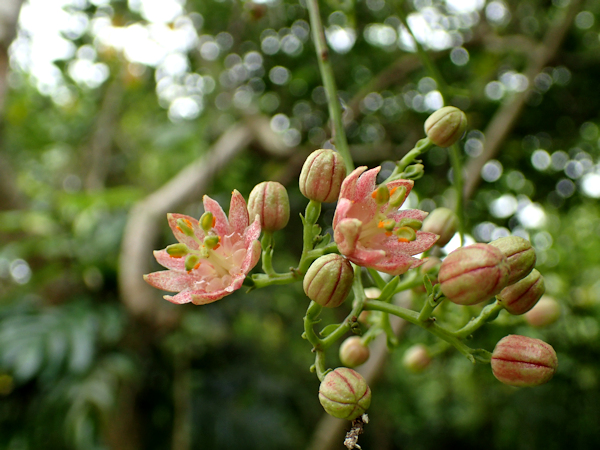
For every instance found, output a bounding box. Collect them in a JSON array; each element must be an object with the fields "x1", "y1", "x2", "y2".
[
  {"x1": 339, "y1": 336, "x2": 370, "y2": 368},
  {"x1": 525, "y1": 295, "x2": 561, "y2": 327},
  {"x1": 497, "y1": 269, "x2": 545, "y2": 315},
  {"x1": 318, "y1": 368, "x2": 371, "y2": 420},
  {"x1": 166, "y1": 243, "x2": 190, "y2": 258},
  {"x1": 424, "y1": 106, "x2": 467, "y2": 147},
  {"x1": 300, "y1": 149, "x2": 347, "y2": 203},
  {"x1": 247, "y1": 181, "x2": 290, "y2": 232},
  {"x1": 438, "y1": 243, "x2": 510, "y2": 305},
  {"x1": 491, "y1": 335, "x2": 558, "y2": 387},
  {"x1": 303, "y1": 254, "x2": 354, "y2": 308},
  {"x1": 489, "y1": 236, "x2": 536, "y2": 285},
  {"x1": 421, "y1": 207, "x2": 457, "y2": 247},
  {"x1": 402, "y1": 344, "x2": 431, "y2": 373}
]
